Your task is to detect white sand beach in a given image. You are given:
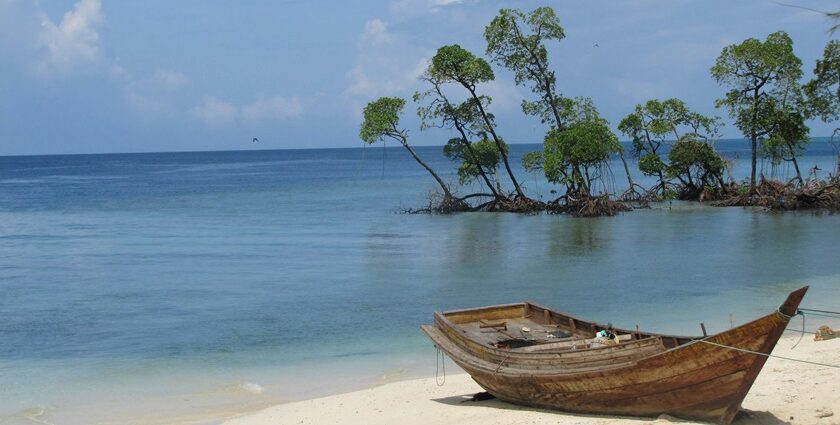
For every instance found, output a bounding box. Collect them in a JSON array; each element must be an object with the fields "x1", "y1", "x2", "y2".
[{"x1": 224, "y1": 336, "x2": 839, "y2": 425}]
